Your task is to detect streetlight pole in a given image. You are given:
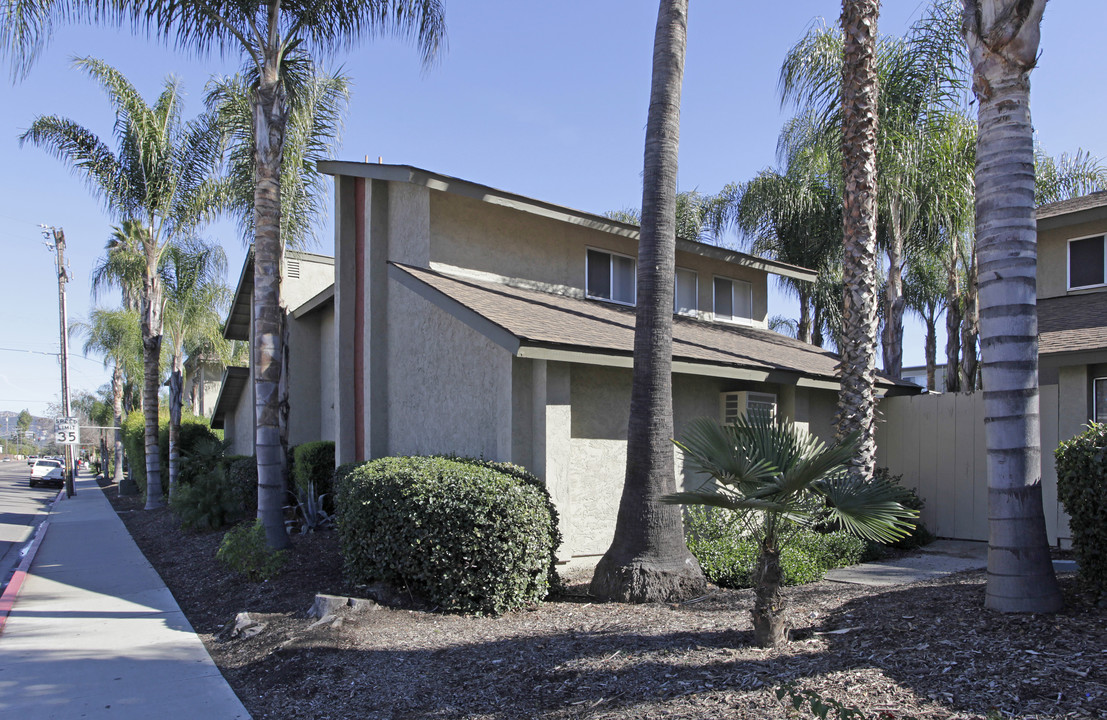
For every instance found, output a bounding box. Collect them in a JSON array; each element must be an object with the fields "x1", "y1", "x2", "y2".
[{"x1": 44, "y1": 225, "x2": 75, "y2": 497}]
